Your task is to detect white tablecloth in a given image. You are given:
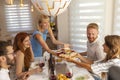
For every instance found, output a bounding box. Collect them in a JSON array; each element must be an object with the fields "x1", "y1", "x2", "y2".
[
  {"x1": 28, "y1": 52, "x2": 94, "y2": 80},
  {"x1": 28, "y1": 57, "x2": 49, "y2": 80}
]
